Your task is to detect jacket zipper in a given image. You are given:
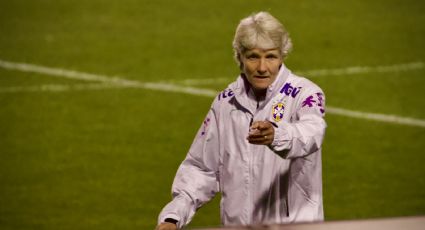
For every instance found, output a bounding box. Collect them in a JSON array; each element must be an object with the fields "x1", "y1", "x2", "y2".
[
  {"x1": 247, "y1": 113, "x2": 255, "y2": 224},
  {"x1": 286, "y1": 193, "x2": 290, "y2": 217},
  {"x1": 250, "y1": 105, "x2": 289, "y2": 218}
]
